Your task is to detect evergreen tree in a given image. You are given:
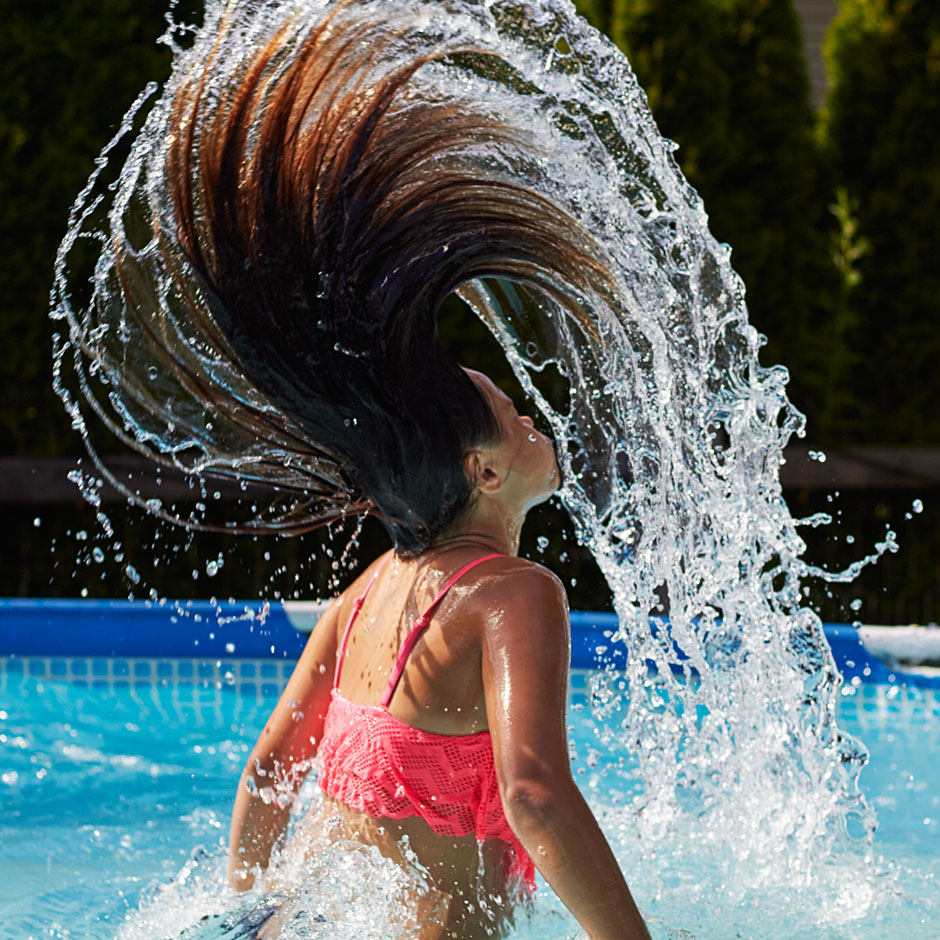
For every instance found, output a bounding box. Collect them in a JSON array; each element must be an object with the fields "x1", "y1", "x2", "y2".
[
  {"x1": 575, "y1": 0, "x2": 838, "y2": 432},
  {"x1": 0, "y1": 0, "x2": 186, "y2": 457},
  {"x1": 823, "y1": 0, "x2": 940, "y2": 444}
]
